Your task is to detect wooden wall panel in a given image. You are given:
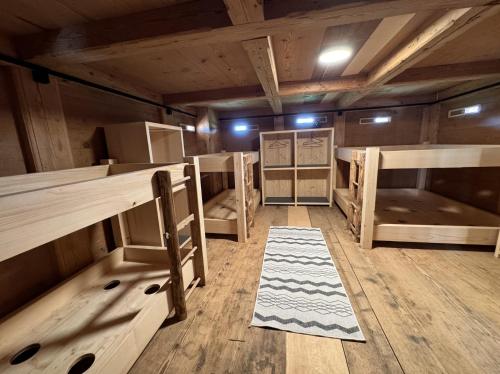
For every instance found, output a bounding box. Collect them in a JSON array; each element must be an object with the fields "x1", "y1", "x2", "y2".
[
  {"x1": 431, "y1": 86, "x2": 500, "y2": 214},
  {"x1": 60, "y1": 82, "x2": 162, "y2": 167},
  {"x1": 343, "y1": 106, "x2": 423, "y2": 146},
  {"x1": 0, "y1": 68, "x2": 26, "y2": 176},
  {"x1": 344, "y1": 106, "x2": 424, "y2": 188}
]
